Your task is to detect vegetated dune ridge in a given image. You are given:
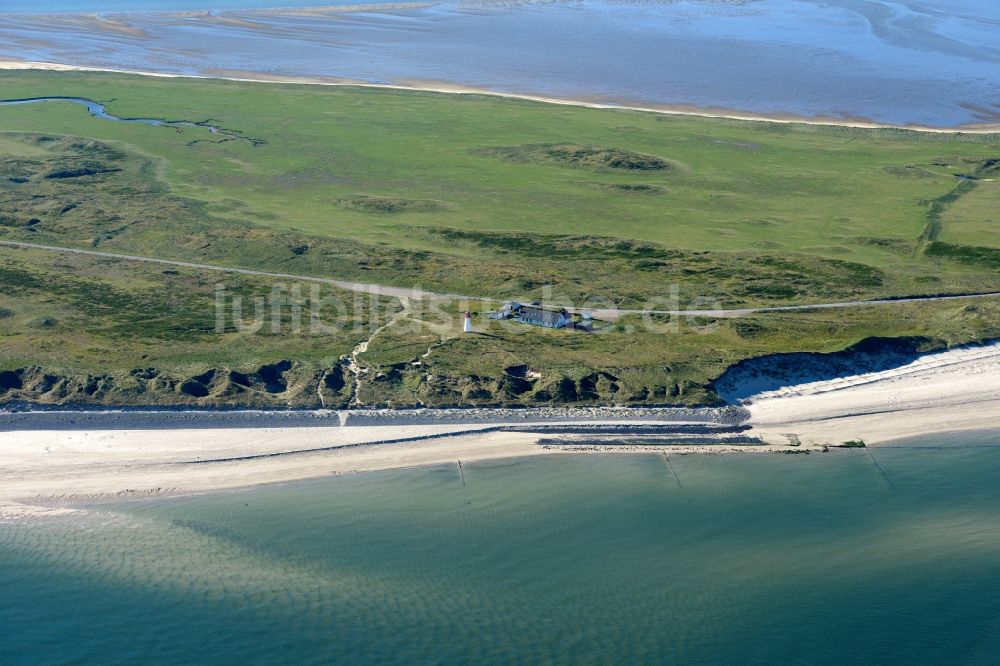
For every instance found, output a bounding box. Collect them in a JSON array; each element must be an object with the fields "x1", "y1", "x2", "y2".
[{"x1": 2, "y1": 59, "x2": 1000, "y2": 134}]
